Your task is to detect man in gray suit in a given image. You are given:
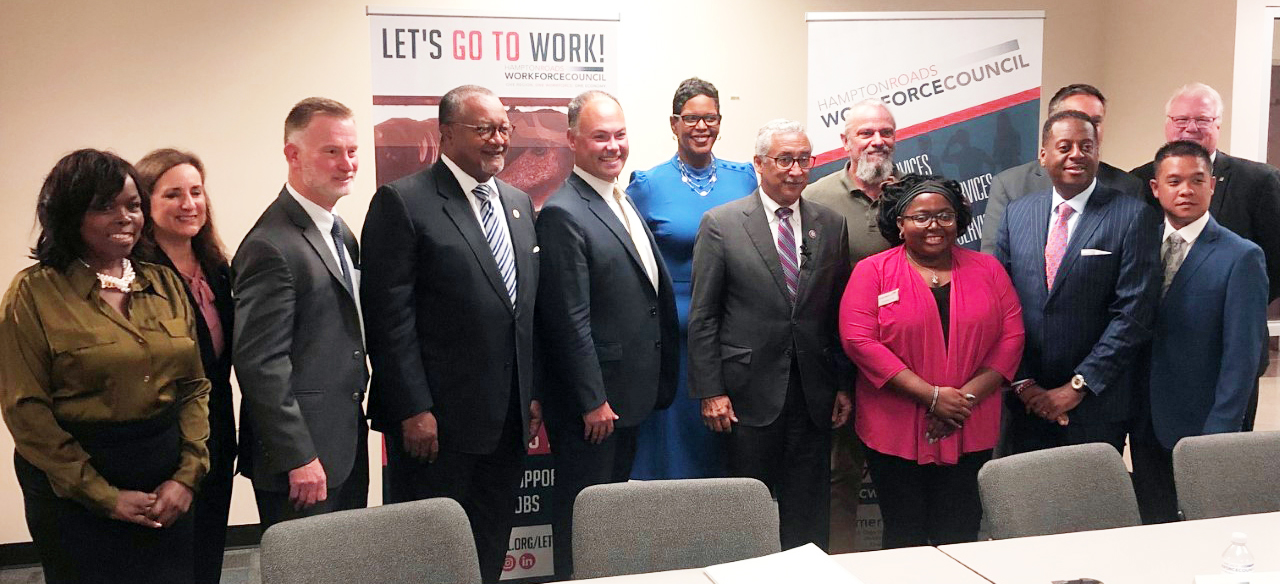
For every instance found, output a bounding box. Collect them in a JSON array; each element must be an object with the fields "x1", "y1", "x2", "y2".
[
  {"x1": 981, "y1": 84, "x2": 1145, "y2": 254},
  {"x1": 688, "y1": 119, "x2": 852, "y2": 551},
  {"x1": 233, "y1": 97, "x2": 368, "y2": 530}
]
